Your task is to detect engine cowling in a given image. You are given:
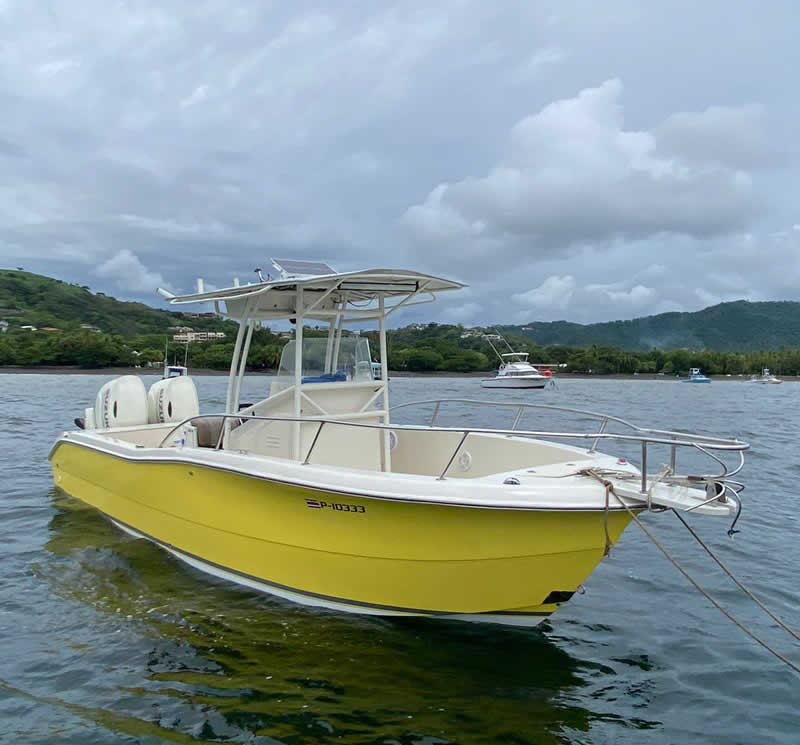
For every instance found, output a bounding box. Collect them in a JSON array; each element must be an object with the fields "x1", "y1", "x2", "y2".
[
  {"x1": 147, "y1": 376, "x2": 200, "y2": 424},
  {"x1": 94, "y1": 375, "x2": 149, "y2": 429}
]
